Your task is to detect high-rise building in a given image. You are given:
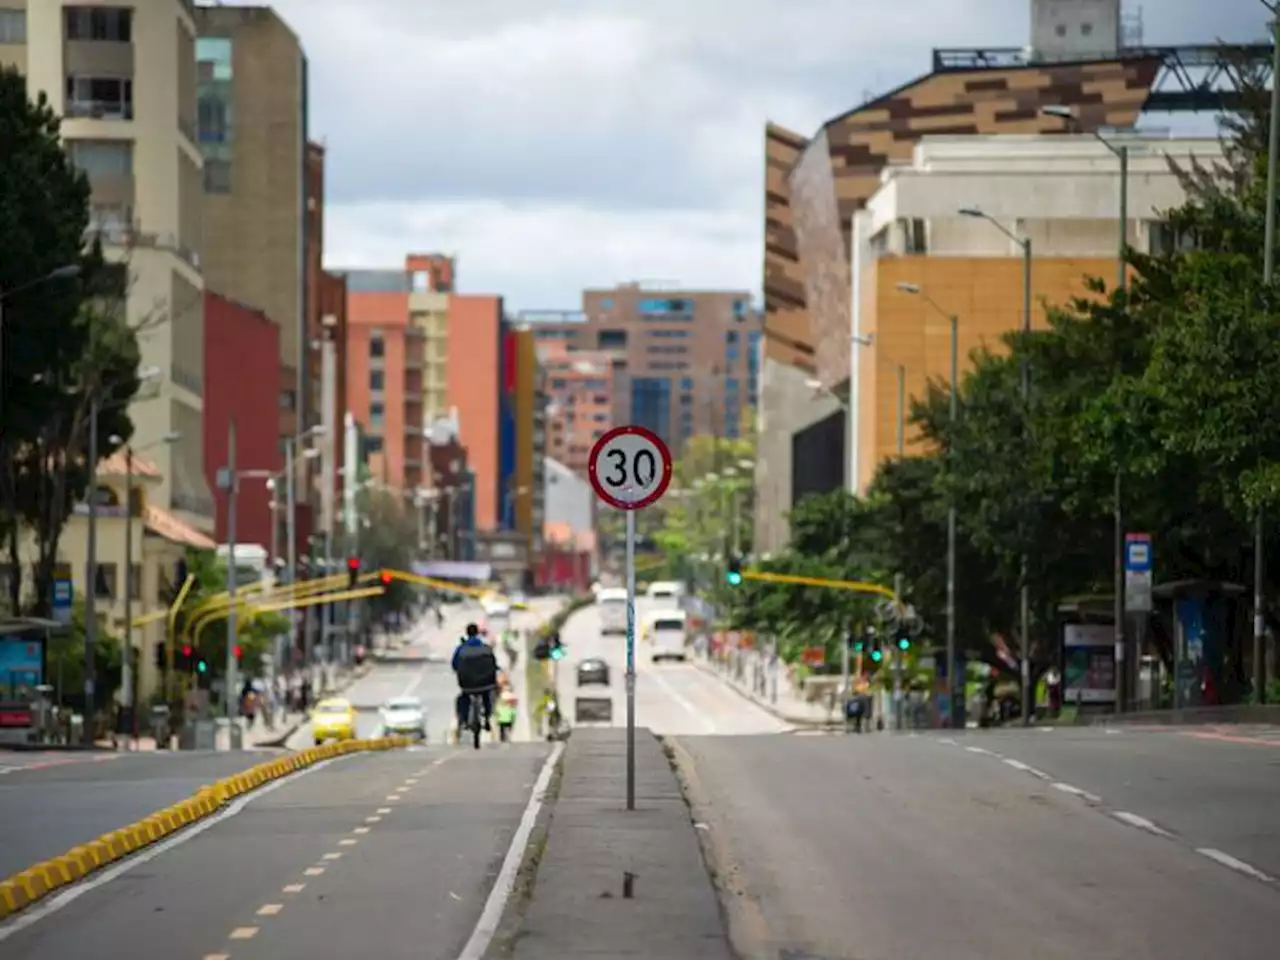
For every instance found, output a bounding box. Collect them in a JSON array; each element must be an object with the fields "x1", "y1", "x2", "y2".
[
  {"x1": 537, "y1": 341, "x2": 614, "y2": 477},
  {"x1": 192, "y1": 4, "x2": 310, "y2": 445},
  {"x1": 11, "y1": 1, "x2": 214, "y2": 529},
  {"x1": 522, "y1": 285, "x2": 761, "y2": 458}
]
